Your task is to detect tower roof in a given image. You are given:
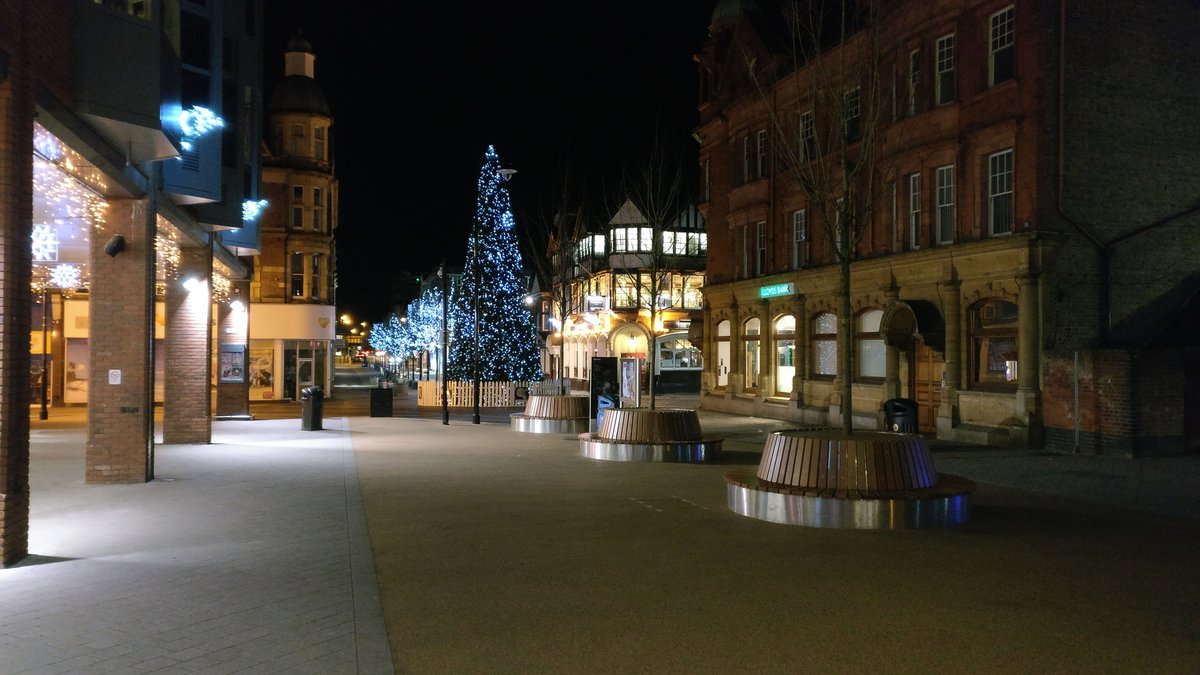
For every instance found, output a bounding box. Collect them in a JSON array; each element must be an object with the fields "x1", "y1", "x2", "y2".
[{"x1": 268, "y1": 30, "x2": 330, "y2": 116}]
